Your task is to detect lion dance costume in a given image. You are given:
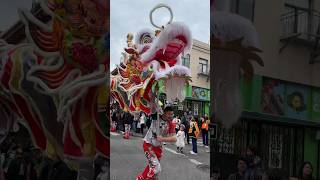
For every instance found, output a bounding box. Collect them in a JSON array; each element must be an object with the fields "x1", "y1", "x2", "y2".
[
  {"x1": 211, "y1": 0, "x2": 264, "y2": 128},
  {"x1": 0, "y1": 0, "x2": 109, "y2": 179},
  {"x1": 111, "y1": 4, "x2": 192, "y2": 179}
]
